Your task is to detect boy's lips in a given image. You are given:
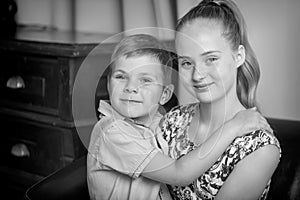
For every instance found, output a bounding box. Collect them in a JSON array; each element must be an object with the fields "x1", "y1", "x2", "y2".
[{"x1": 120, "y1": 99, "x2": 142, "y2": 103}]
